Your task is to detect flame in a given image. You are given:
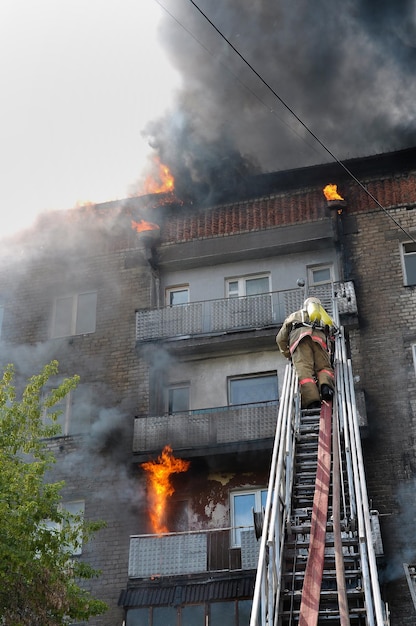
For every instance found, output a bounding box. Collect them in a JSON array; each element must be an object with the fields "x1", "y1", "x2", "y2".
[
  {"x1": 143, "y1": 157, "x2": 175, "y2": 195},
  {"x1": 131, "y1": 219, "x2": 160, "y2": 233},
  {"x1": 141, "y1": 445, "x2": 190, "y2": 534},
  {"x1": 323, "y1": 184, "x2": 344, "y2": 201}
]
